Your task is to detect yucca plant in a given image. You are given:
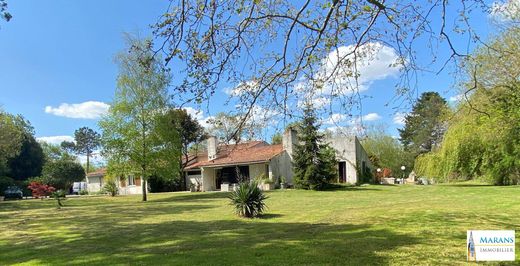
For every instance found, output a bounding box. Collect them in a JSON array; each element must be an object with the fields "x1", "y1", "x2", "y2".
[
  {"x1": 229, "y1": 181, "x2": 268, "y2": 218},
  {"x1": 102, "y1": 180, "x2": 118, "y2": 197},
  {"x1": 51, "y1": 190, "x2": 66, "y2": 209}
]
